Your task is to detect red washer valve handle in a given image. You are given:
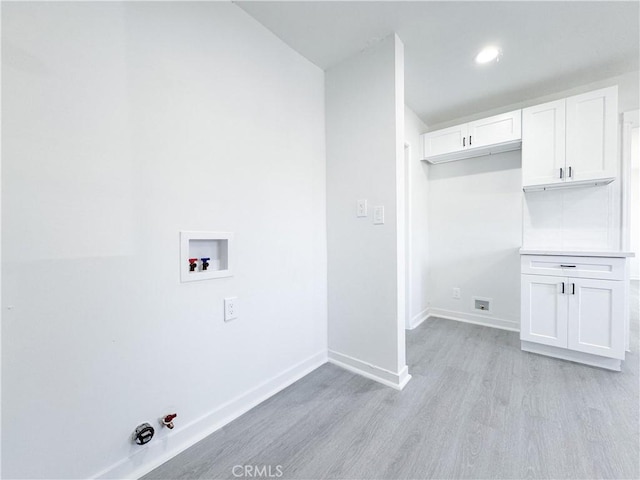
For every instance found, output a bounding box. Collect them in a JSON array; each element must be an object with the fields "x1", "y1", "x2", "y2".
[{"x1": 162, "y1": 413, "x2": 177, "y2": 429}]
